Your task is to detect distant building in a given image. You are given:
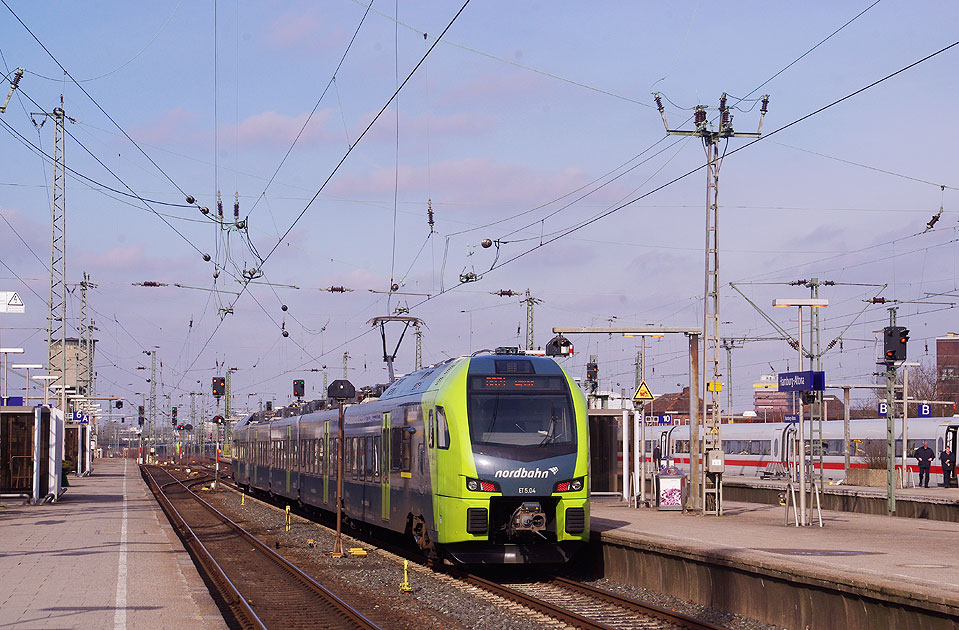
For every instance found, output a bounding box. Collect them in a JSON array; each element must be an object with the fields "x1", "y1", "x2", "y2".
[
  {"x1": 938, "y1": 333, "x2": 959, "y2": 408},
  {"x1": 48, "y1": 337, "x2": 96, "y2": 395},
  {"x1": 753, "y1": 374, "x2": 795, "y2": 421},
  {"x1": 647, "y1": 387, "x2": 700, "y2": 424}
]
